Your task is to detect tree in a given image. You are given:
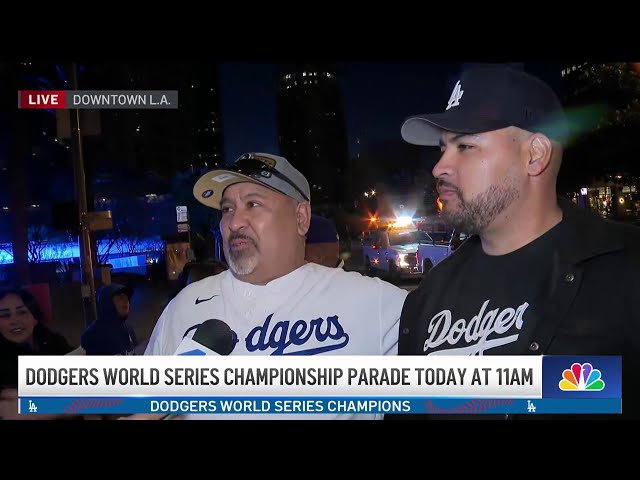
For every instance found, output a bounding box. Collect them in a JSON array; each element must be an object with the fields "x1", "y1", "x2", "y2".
[
  {"x1": 27, "y1": 225, "x2": 50, "y2": 263},
  {"x1": 0, "y1": 243, "x2": 12, "y2": 262},
  {"x1": 40, "y1": 242, "x2": 73, "y2": 262},
  {"x1": 560, "y1": 63, "x2": 640, "y2": 192},
  {"x1": 96, "y1": 228, "x2": 120, "y2": 265},
  {"x1": 118, "y1": 219, "x2": 145, "y2": 255}
]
